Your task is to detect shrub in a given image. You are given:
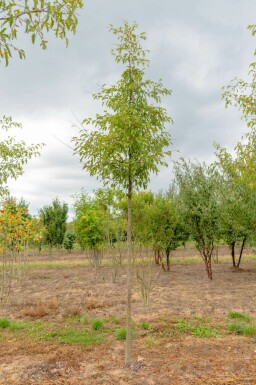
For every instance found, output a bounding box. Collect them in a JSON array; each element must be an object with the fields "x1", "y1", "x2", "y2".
[
  {"x1": 115, "y1": 328, "x2": 126, "y2": 340},
  {"x1": 92, "y1": 319, "x2": 104, "y2": 331}
]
